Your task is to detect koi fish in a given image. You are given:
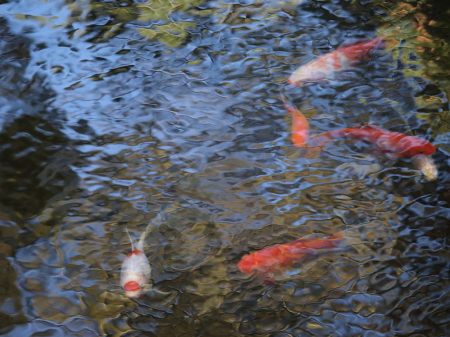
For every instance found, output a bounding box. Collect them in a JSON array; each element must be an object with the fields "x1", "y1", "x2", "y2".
[
  {"x1": 121, "y1": 228, "x2": 151, "y2": 298},
  {"x1": 281, "y1": 96, "x2": 309, "y2": 147},
  {"x1": 308, "y1": 124, "x2": 436, "y2": 158},
  {"x1": 413, "y1": 154, "x2": 438, "y2": 181},
  {"x1": 238, "y1": 232, "x2": 345, "y2": 280},
  {"x1": 288, "y1": 37, "x2": 385, "y2": 86}
]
